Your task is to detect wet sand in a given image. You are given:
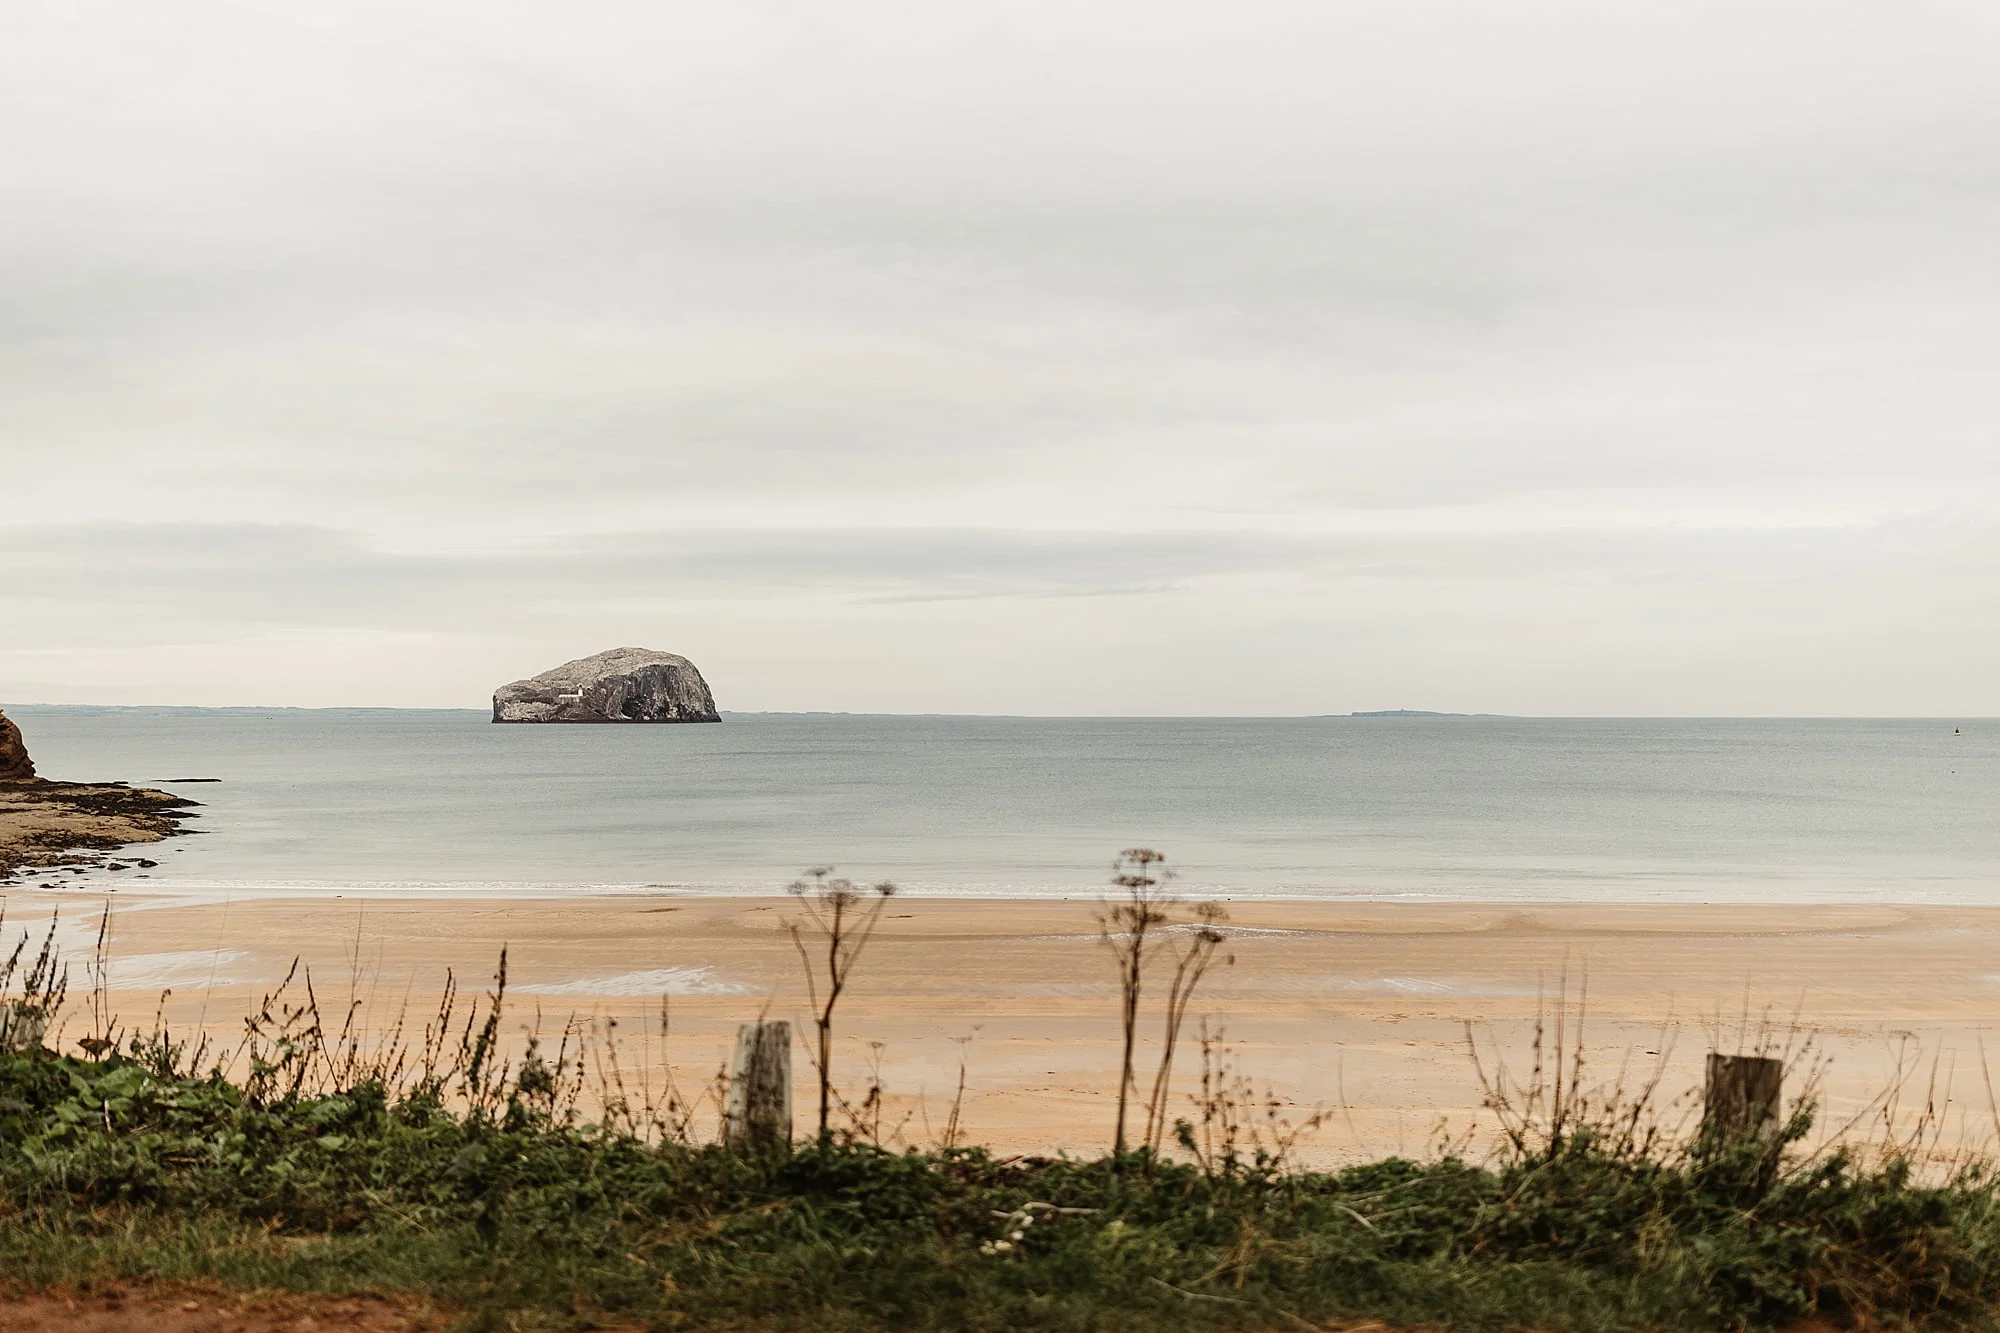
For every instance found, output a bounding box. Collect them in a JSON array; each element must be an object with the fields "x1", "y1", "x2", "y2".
[{"x1": 11, "y1": 893, "x2": 2000, "y2": 1161}]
